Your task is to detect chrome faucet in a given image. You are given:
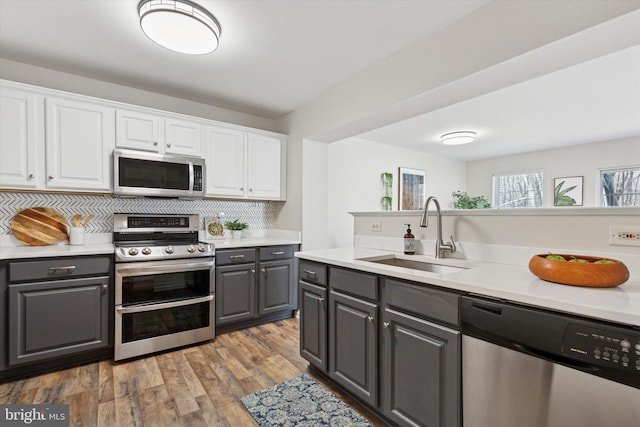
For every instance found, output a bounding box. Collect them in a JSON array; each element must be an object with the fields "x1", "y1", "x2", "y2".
[{"x1": 419, "y1": 196, "x2": 456, "y2": 259}]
